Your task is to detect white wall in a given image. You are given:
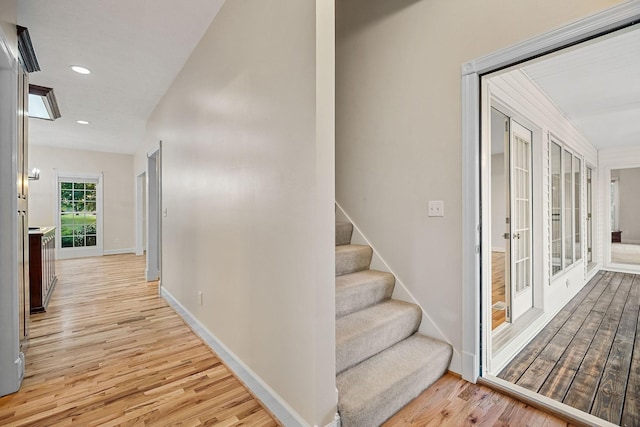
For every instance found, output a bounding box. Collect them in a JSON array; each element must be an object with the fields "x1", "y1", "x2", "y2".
[
  {"x1": 29, "y1": 145, "x2": 135, "y2": 253},
  {"x1": 615, "y1": 167, "x2": 640, "y2": 243},
  {"x1": 336, "y1": 0, "x2": 623, "y2": 373},
  {"x1": 133, "y1": 1, "x2": 336, "y2": 425},
  {"x1": 0, "y1": 1, "x2": 17, "y2": 58}
]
